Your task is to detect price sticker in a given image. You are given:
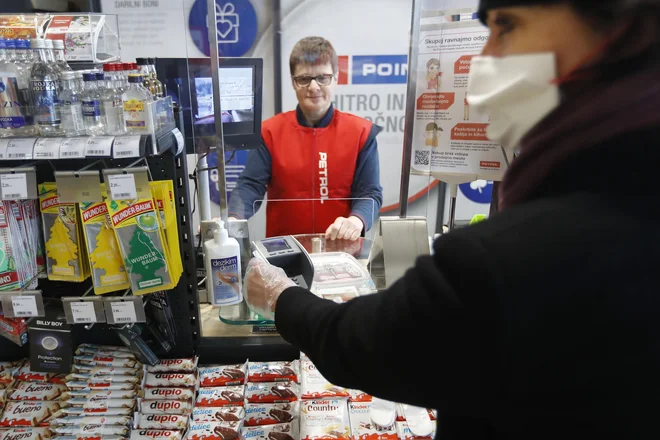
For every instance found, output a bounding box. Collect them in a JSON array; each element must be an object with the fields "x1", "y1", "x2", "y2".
[
  {"x1": 108, "y1": 174, "x2": 137, "y2": 200},
  {"x1": 0, "y1": 139, "x2": 10, "y2": 159},
  {"x1": 11, "y1": 296, "x2": 38, "y2": 317},
  {"x1": 84, "y1": 136, "x2": 114, "y2": 157},
  {"x1": 6, "y1": 138, "x2": 36, "y2": 160},
  {"x1": 110, "y1": 301, "x2": 137, "y2": 323},
  {"x1": 34, "y1": 138, "x2": 63, "y2": 159},
  {"x1": 70, "y1": 301, "x2": 96, "y2": 324},
  {"x1": 112, "y1": 135, "x2": 142, "y2": 158},
  {"x1": 59, "y1": 138, "x2": 87, "y2": 158},
  {"x1": 0, "y1": 173, "x2": 28, "y2": 200}
]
